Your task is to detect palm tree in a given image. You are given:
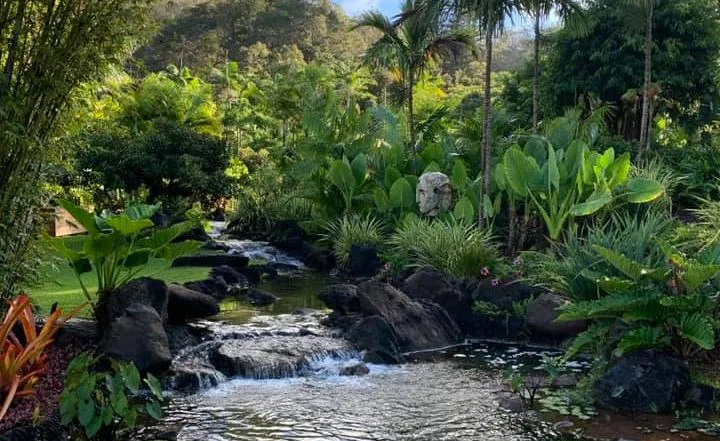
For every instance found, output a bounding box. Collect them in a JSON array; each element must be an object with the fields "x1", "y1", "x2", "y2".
[
  {"x1": 355, "y1": 0, "x2": 476, "y2": 170},
  {"x1": 527, "y1": 0, "x2": 585, "y2": 131}
]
